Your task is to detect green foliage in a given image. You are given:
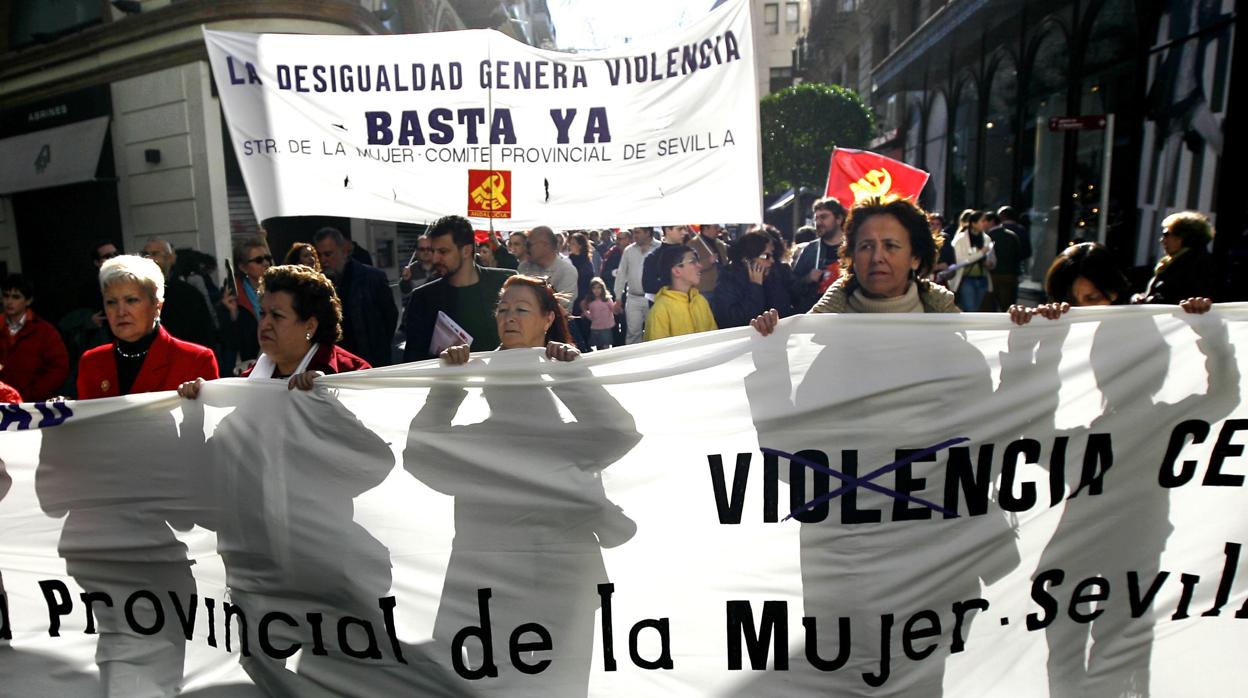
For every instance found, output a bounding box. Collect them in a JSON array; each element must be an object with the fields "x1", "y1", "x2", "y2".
[{"x1": 760, "y1": 83, "x2": 874, "y2": 194}]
